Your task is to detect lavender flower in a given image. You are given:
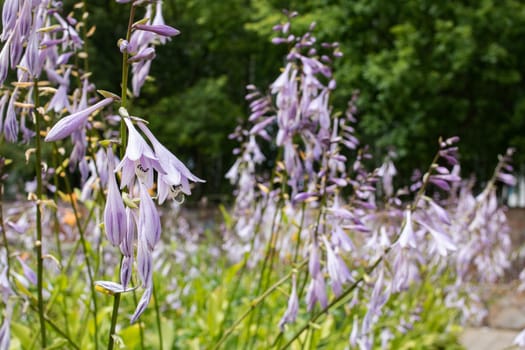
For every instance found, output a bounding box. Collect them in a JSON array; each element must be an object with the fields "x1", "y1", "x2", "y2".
[
  {"x1": 138, "y1": 122, "x2": 204, "y2": 203},
  {"x1": 130, "y1": 286, "x2": 152, "y2": 324},
  {"x1": 116, "y1": 117, "x2": 163, "y2": 189},
  {"x1": 133, "y1": 24, "x2": 180, "y2": 37},
  {"x1": 138, "y1": 182, "x2": 161, "y2": 250},
  {"x1": 398, "y1": 209, "x2": 416, "y2": 249},
  {"x1": 278, "y1": 274, "x2": 298, "y2": 331},
  {"x1": 45, "y1": 97, "x2": 114, "y2": 142},
  {"x1": 104, "y1": 148, "x2": 127, "y2": 246}
]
